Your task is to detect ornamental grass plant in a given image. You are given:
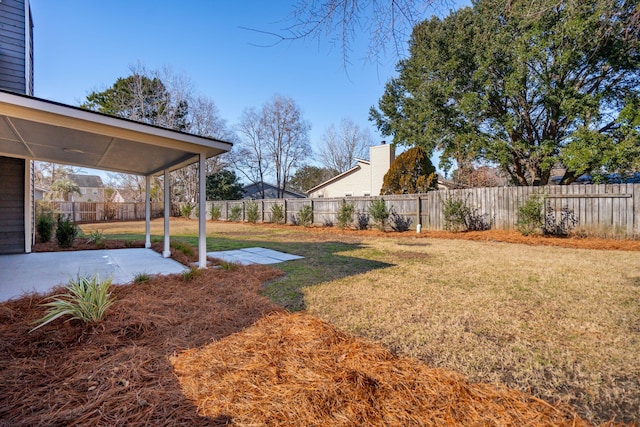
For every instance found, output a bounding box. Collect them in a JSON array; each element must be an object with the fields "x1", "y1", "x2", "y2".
[{"x1": 30, "y1": 274, "x2": 114, "y2": 332}]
